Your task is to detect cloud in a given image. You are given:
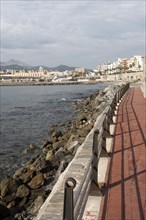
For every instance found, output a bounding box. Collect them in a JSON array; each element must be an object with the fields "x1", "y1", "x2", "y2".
[{"x1": 1, "y1": 0, "x2": 145, "y2": 68}]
